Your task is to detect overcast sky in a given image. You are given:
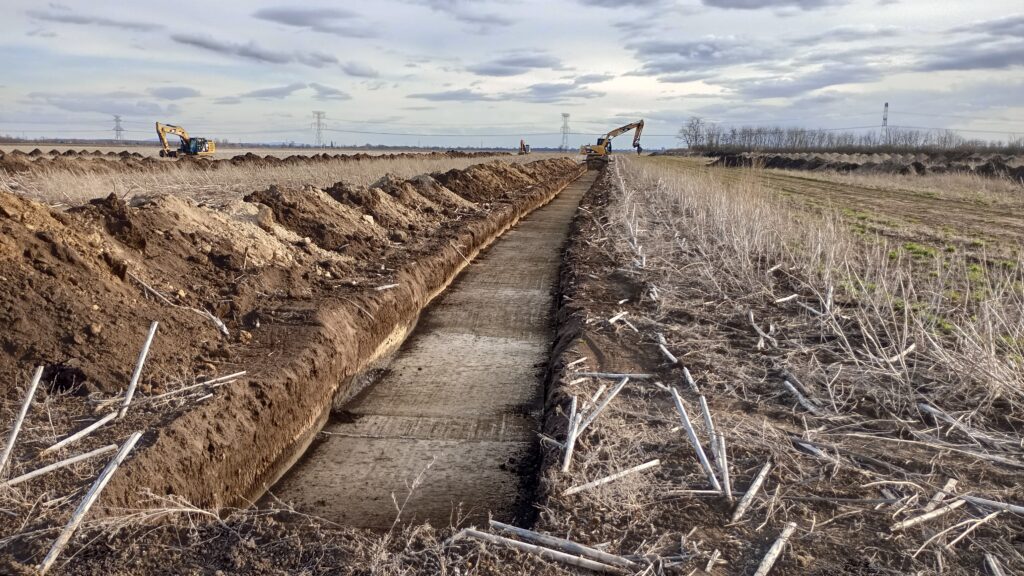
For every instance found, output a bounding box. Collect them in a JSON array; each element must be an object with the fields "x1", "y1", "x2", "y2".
[{"x1": 1, "y1": 1, "x2": 1022, "y2": 148}]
